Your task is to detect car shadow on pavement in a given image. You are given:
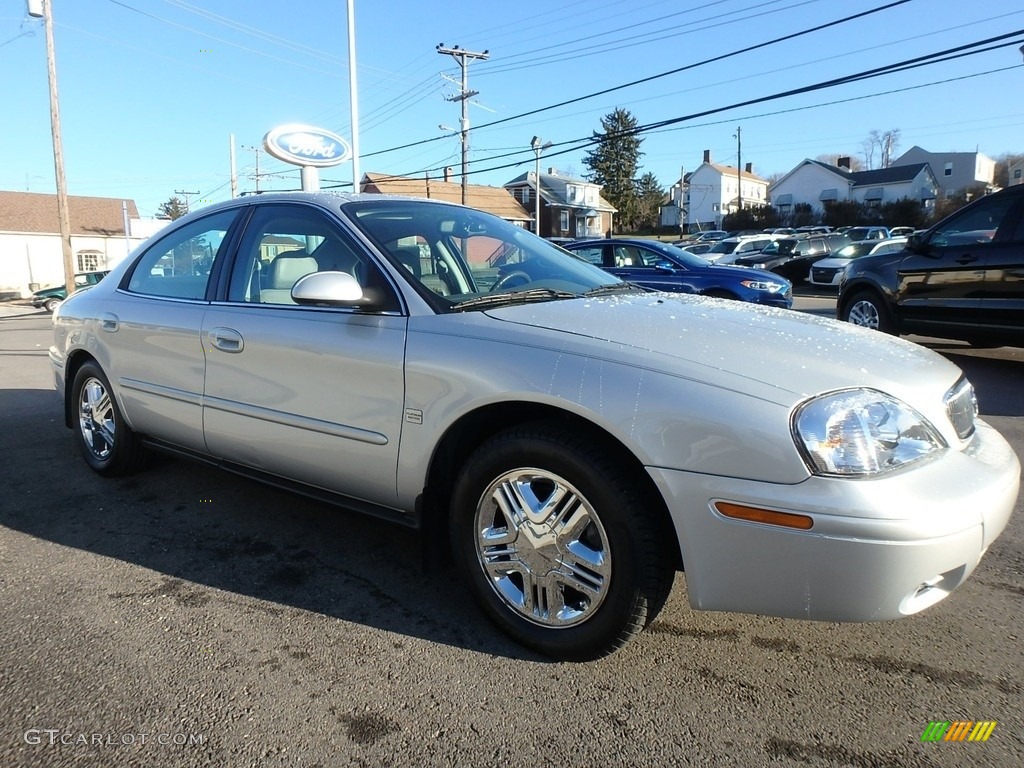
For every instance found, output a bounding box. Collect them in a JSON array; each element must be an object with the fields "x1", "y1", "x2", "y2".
[{"x1": 1, "y1": 388, "x2": 551, "y2": 663}]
